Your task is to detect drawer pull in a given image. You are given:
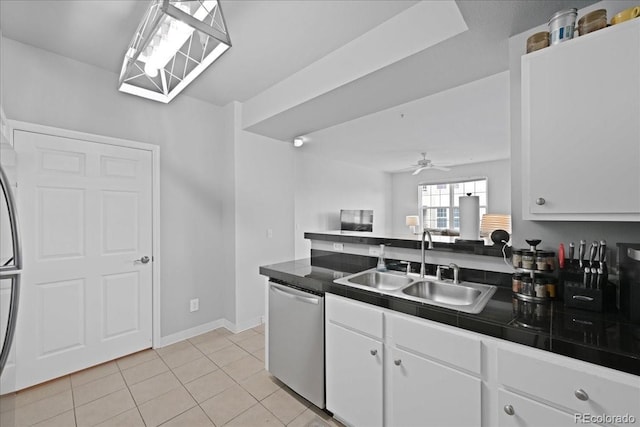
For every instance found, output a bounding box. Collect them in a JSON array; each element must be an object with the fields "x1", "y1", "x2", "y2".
[
  {"x1": 394, "y1": 359, "x2": 402, "y2": 366},
  {"x1": 504, "y1": 405, "x2": 515, "y2": 416},
  {"x1": 370, "y1": 349, "x2": 377, "y2": 356},
  {"x1": 574, "y1": 389, "x2": 589, "y2": 401}
]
